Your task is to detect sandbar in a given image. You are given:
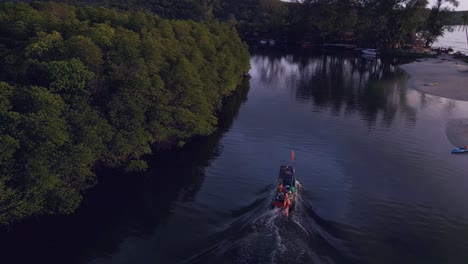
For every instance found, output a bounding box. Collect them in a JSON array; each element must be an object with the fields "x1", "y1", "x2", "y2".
[{"x1": 399, "y1": 54, "x2": 468, "y2": 101}]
